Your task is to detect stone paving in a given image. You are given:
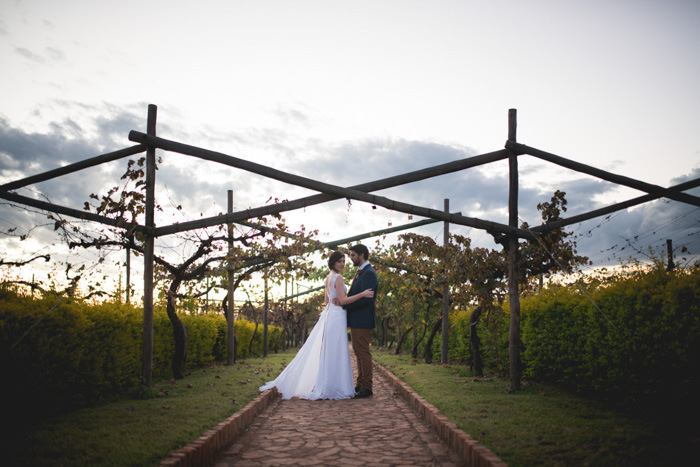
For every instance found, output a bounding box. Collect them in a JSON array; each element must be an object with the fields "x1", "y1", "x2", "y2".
[{"x1": 213, "y1": 350, "x2": 463, "y2": 466}]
